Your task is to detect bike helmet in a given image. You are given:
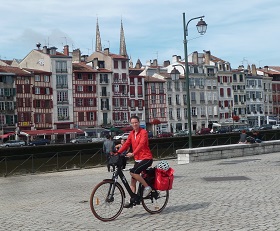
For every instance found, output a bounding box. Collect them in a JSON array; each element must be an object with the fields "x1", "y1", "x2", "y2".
[{"x1": 157, "y1": 160, "x2": 170, "y2": 171}]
